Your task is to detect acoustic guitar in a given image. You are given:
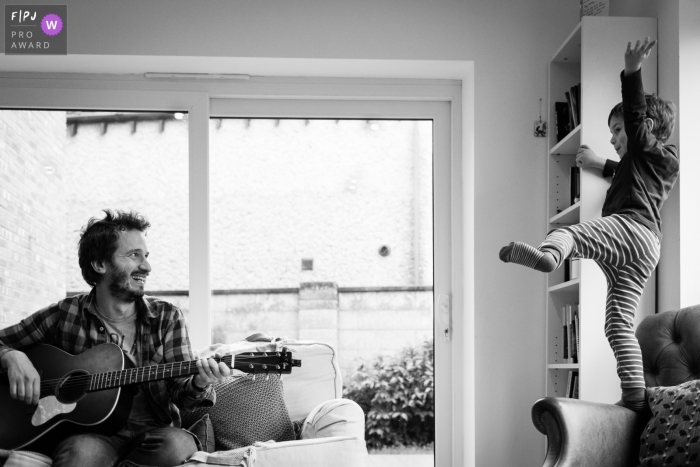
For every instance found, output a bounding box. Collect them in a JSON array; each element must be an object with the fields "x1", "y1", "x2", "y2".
[{"x1": 0, "y1": 343, "x2": 301, "y2": 450}]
